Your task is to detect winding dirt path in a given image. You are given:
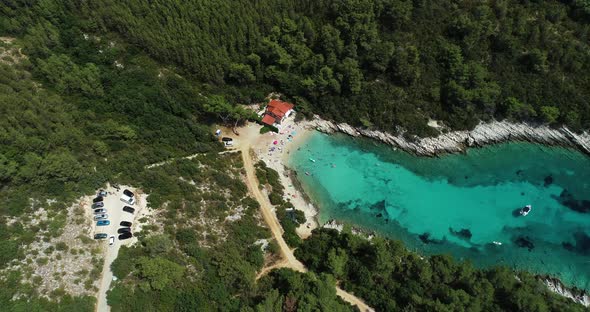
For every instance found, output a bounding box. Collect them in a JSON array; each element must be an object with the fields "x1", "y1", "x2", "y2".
[
  {"x1": 145, "y1": 150, "x2": 239, "y2": 169},
  {"x1": 240, "y1": 138, "x2": 374, "y2": 312}
]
